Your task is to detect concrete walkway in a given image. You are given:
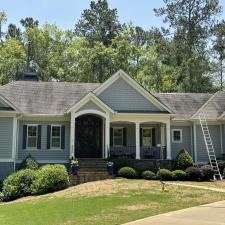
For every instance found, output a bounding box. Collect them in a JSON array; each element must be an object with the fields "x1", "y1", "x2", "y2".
[{"x1": 122, "y1": 200, "x2": 225, "y2": 225}]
